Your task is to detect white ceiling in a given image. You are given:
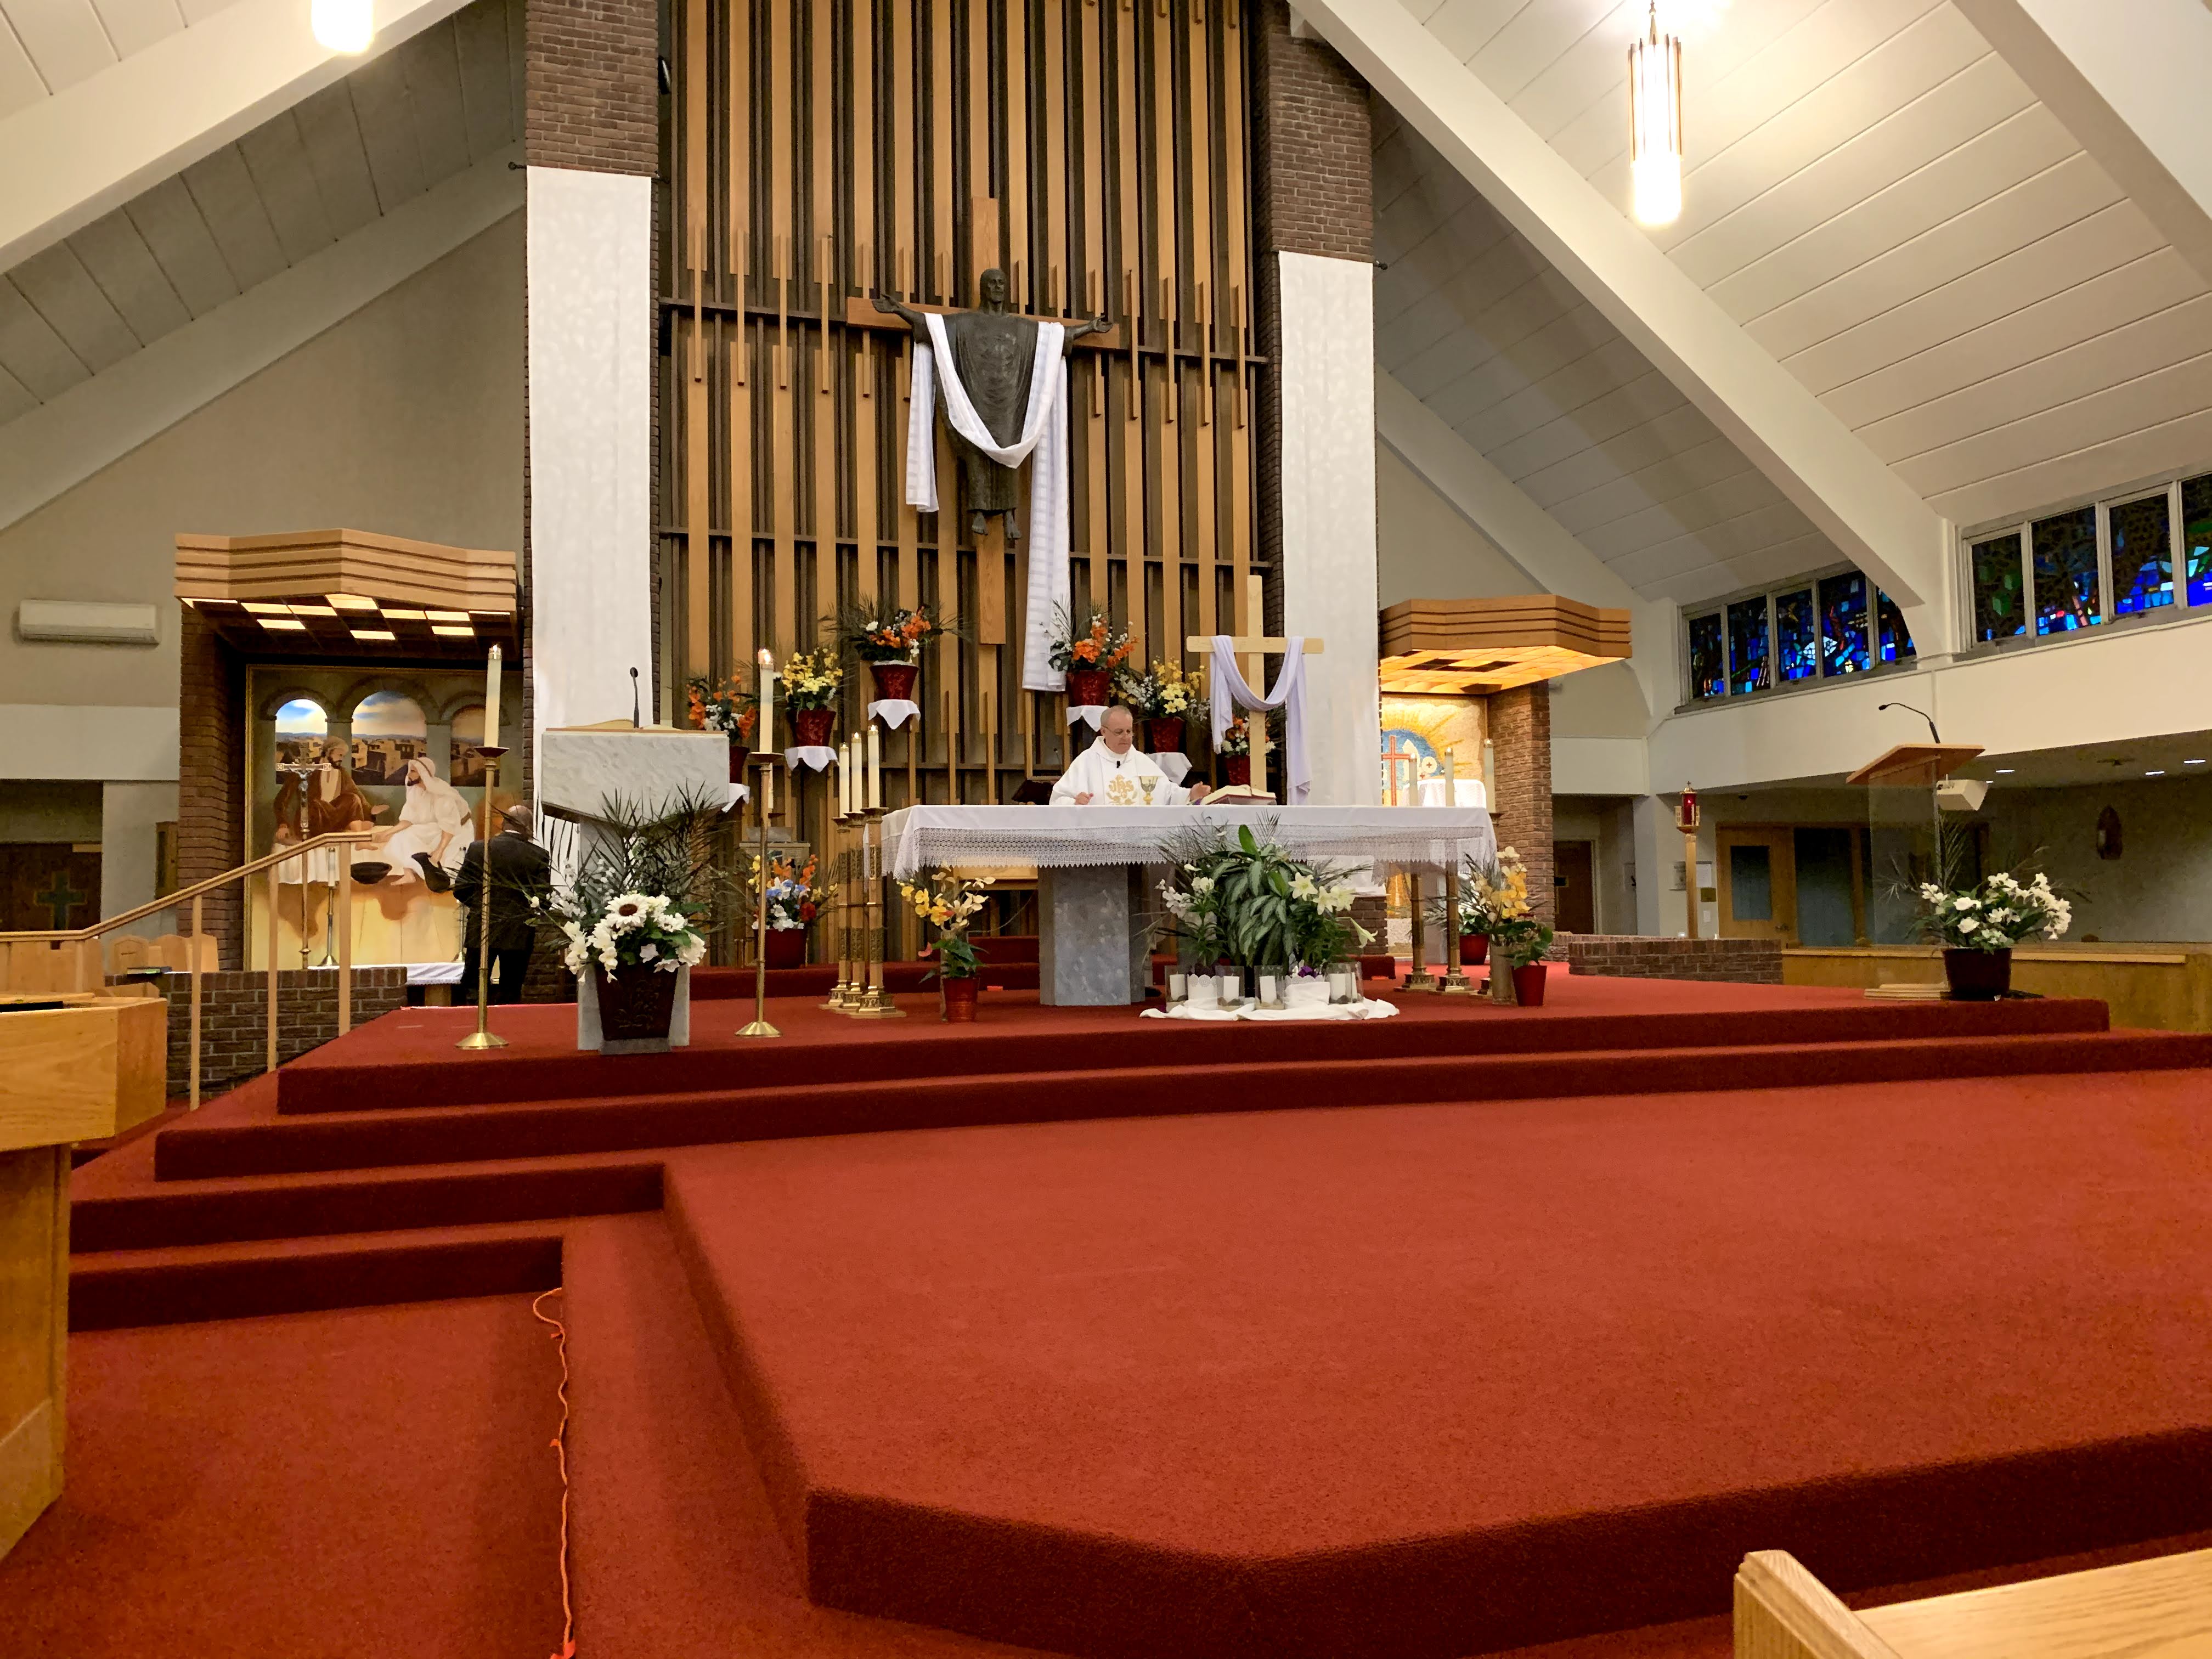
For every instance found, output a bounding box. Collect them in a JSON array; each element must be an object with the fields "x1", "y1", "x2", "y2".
[
  {"x1": 0, "y1": 0, "x2": 251, "y2": 116},
  {"x1": 0, "y1": 0, "x2": 520, "y2": 426},
  {"x1": 1379, "y1": 0, "x2": 2212, "y2": 596}
]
